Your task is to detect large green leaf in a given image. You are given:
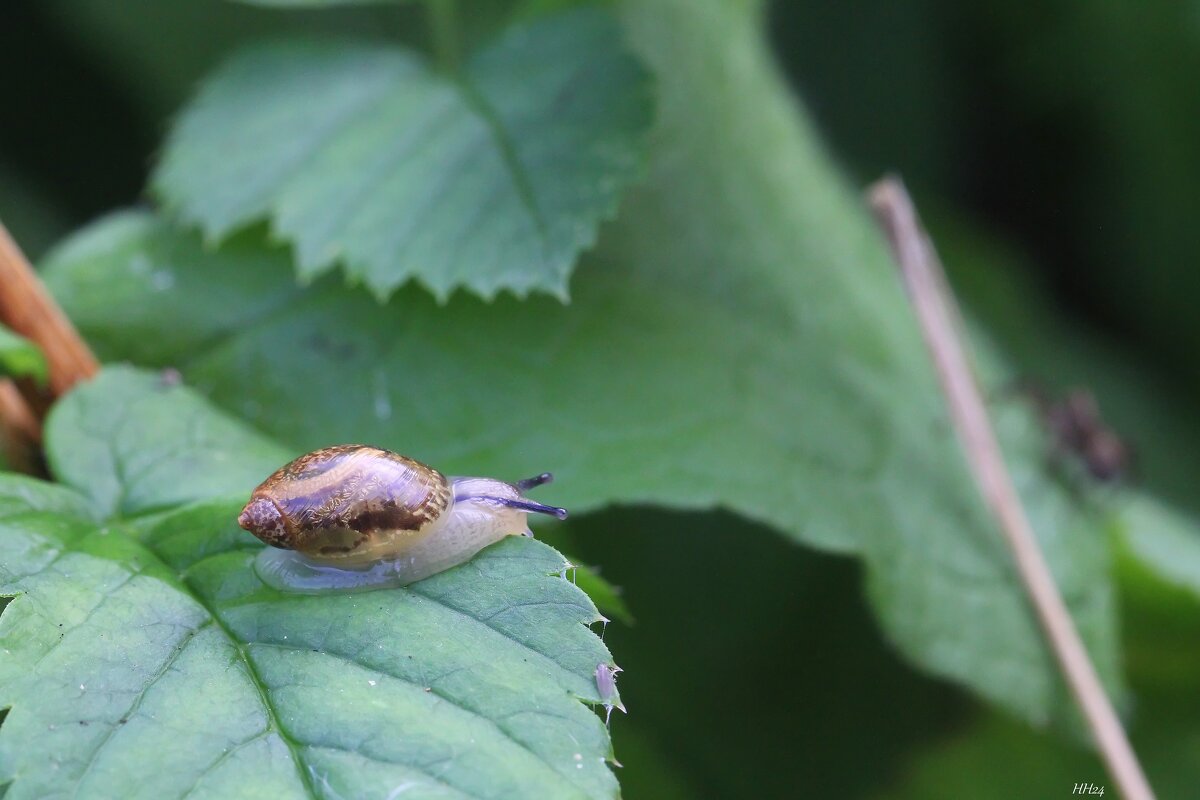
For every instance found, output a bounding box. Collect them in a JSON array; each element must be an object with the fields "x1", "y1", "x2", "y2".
[
  {"x1": 0, "y1": 368, "x2": 620, "y2": 799},
  {"x1": 0, "y1": 324, "x2": 47, "y2": 385},
  {"x1": 43, "y1": 0, "x2": 1120, "y2": 733},
  {"x1": 44, "y1": 367, "x2": 292, "y2": 520},
  {"x1": 1111, "y1": 495, "x2": 1200, "y2": 611},
  {"x1": 152, "y1": 8, "x2": 653, "y2": 300}
]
